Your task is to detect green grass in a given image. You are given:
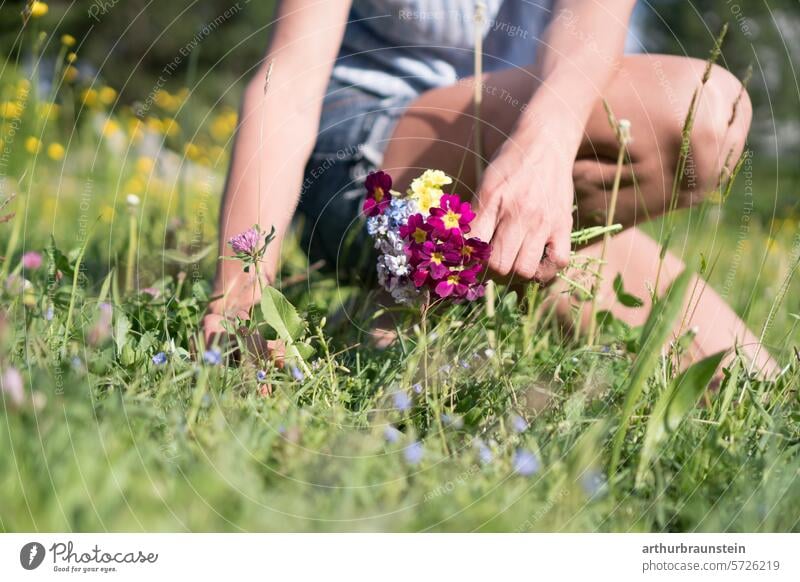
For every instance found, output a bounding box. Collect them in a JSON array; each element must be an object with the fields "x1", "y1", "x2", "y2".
[{"x1": 1, "y1": 38, "x2": 799, "y2": 532}]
